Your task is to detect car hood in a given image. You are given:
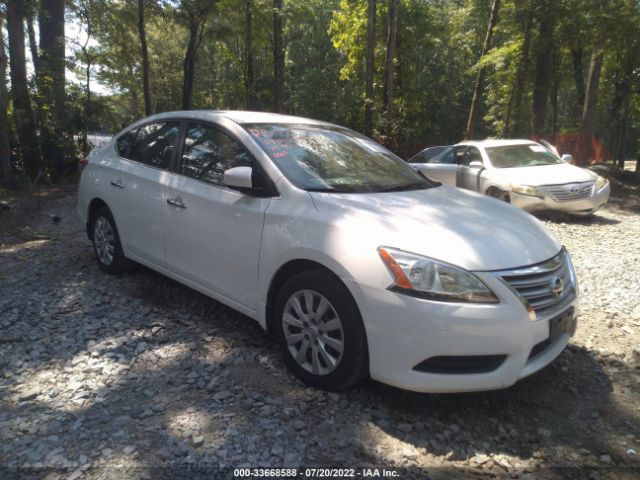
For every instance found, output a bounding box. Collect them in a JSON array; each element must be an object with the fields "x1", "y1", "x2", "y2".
[
  {"x1": 490, "y1": 163, "x2": 597, "y2": 186},
  {"x1": 309, "y1": 185, "x2": 561, "y2": 271}
]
